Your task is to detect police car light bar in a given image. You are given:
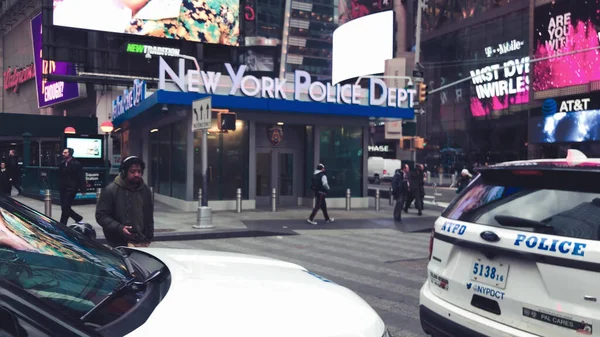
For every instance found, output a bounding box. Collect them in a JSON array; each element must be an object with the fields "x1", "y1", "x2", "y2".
[{"x1": 566, "y1": 149, "x2": 587, "y2": 162}]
